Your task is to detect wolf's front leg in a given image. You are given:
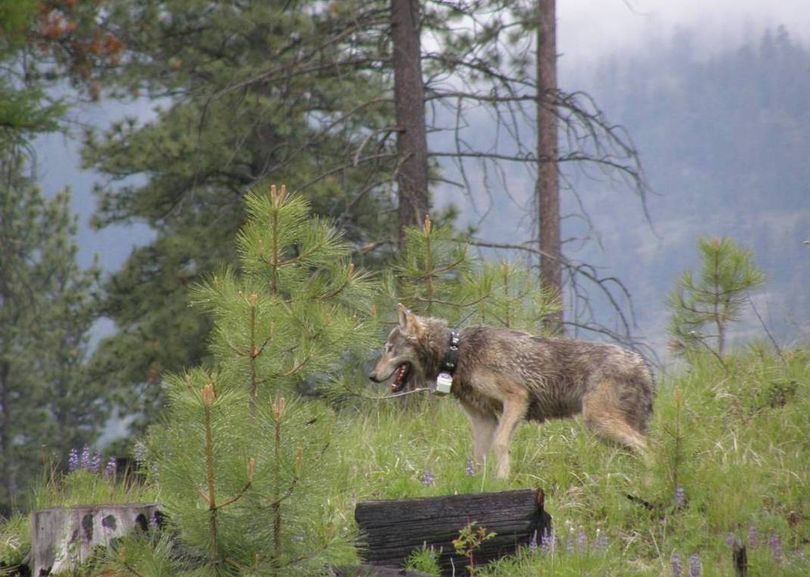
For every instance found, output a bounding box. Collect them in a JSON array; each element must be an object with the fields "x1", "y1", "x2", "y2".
[
  {"x1": 466, "y1": 410, "x2": 497, "y2": 469},
  {"x1": 491, "y1": 396, "x2": 529, "y2": 479}
]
